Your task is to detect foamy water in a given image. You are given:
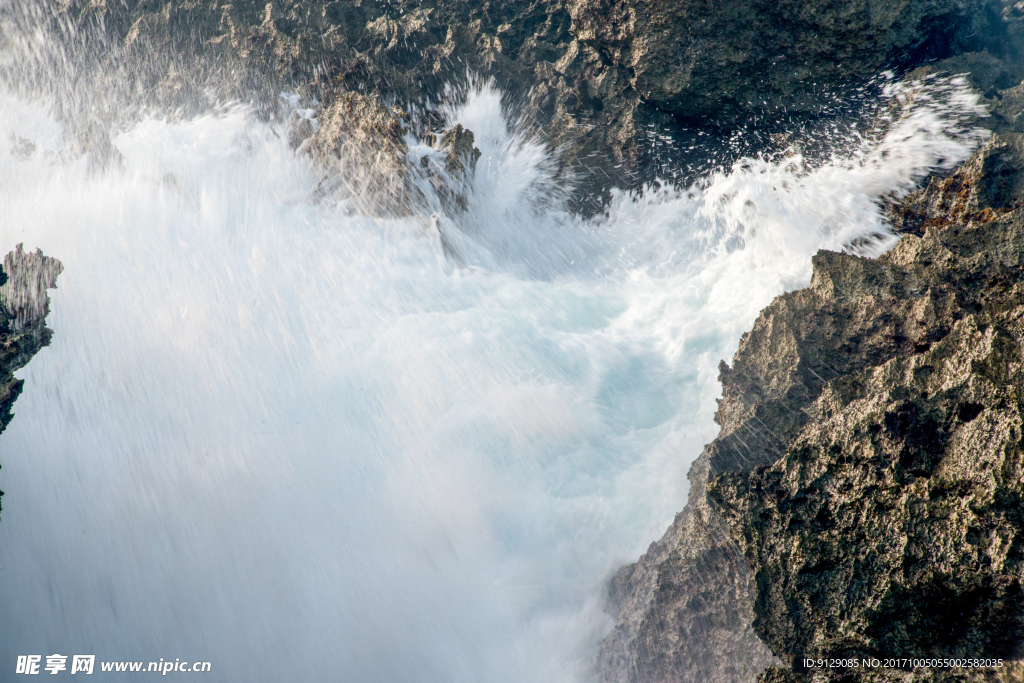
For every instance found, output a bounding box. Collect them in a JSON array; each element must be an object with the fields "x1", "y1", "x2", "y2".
[{"x1": 0, "y1": 76, "x2": 984, "y2": 681}]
